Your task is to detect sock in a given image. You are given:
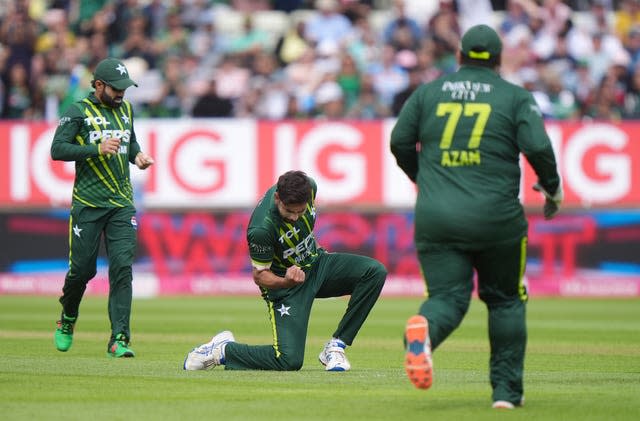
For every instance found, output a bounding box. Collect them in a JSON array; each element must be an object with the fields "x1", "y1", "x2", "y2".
[
  {"x1": 331, "y1": 338, "x2": 346, "y2": 349},
  {"x1": 62, "y1": 313, "x2": 76, "y2": 322},
  {"x1": 220, "y1": 343, "x2": 228, "y2": 365}
]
